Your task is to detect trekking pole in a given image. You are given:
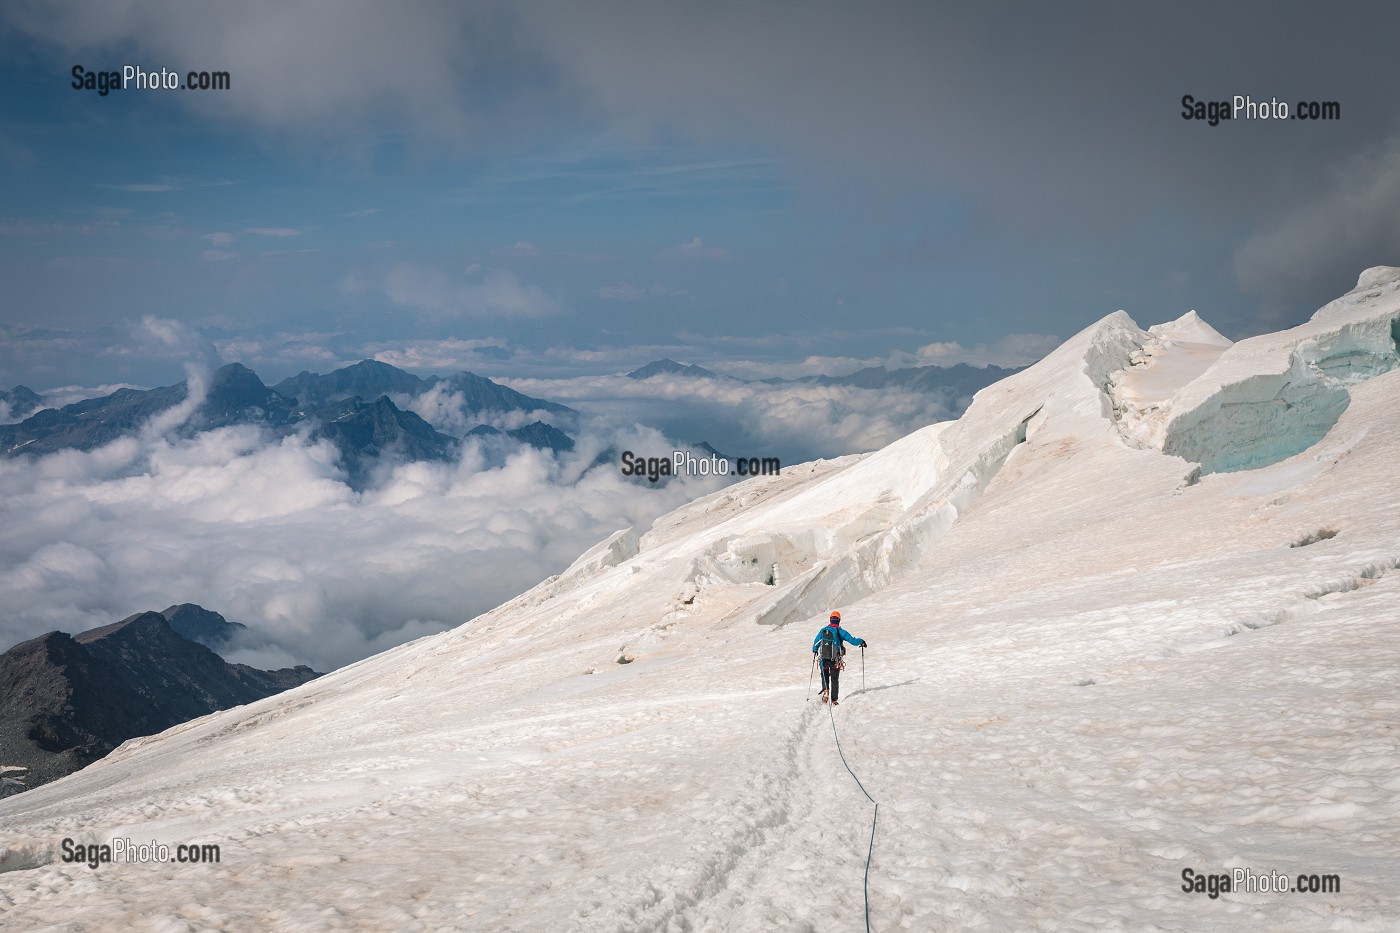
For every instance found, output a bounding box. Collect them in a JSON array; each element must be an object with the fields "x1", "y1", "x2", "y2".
[
  {"x1": 807, "y1": 654, "x2": 817, "y2": 700},
  {"x1": 861, "y1": 645, "x2": 865, "y2": 693}
]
